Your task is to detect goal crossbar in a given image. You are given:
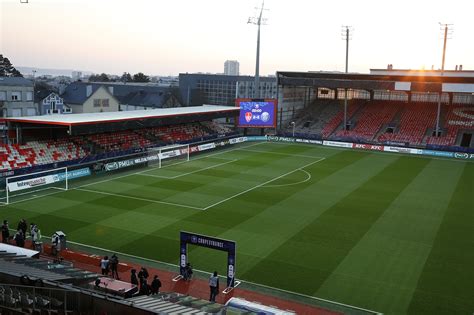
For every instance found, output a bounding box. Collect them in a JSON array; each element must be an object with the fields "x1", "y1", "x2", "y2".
[{"x1": 152, "y1": 144, "x2": 190, "y2": 168}]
